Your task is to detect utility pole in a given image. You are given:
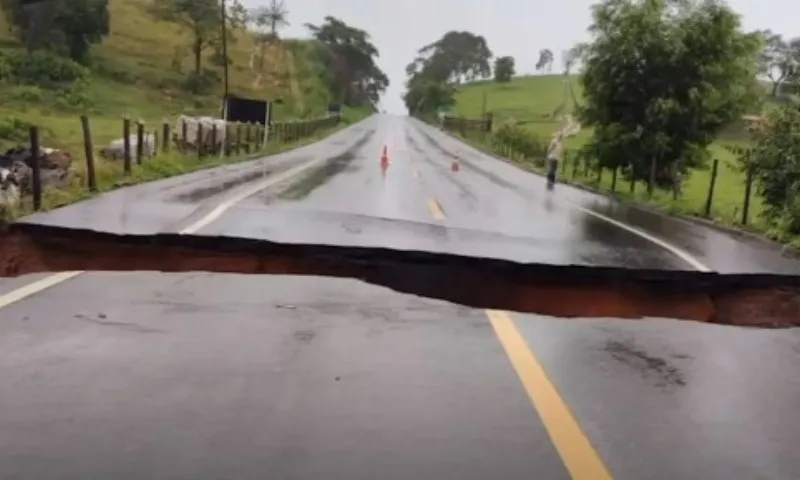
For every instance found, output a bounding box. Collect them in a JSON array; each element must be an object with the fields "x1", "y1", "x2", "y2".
[{"x1": 220, "y1": 0, "x2": 229, "y2": 117}]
